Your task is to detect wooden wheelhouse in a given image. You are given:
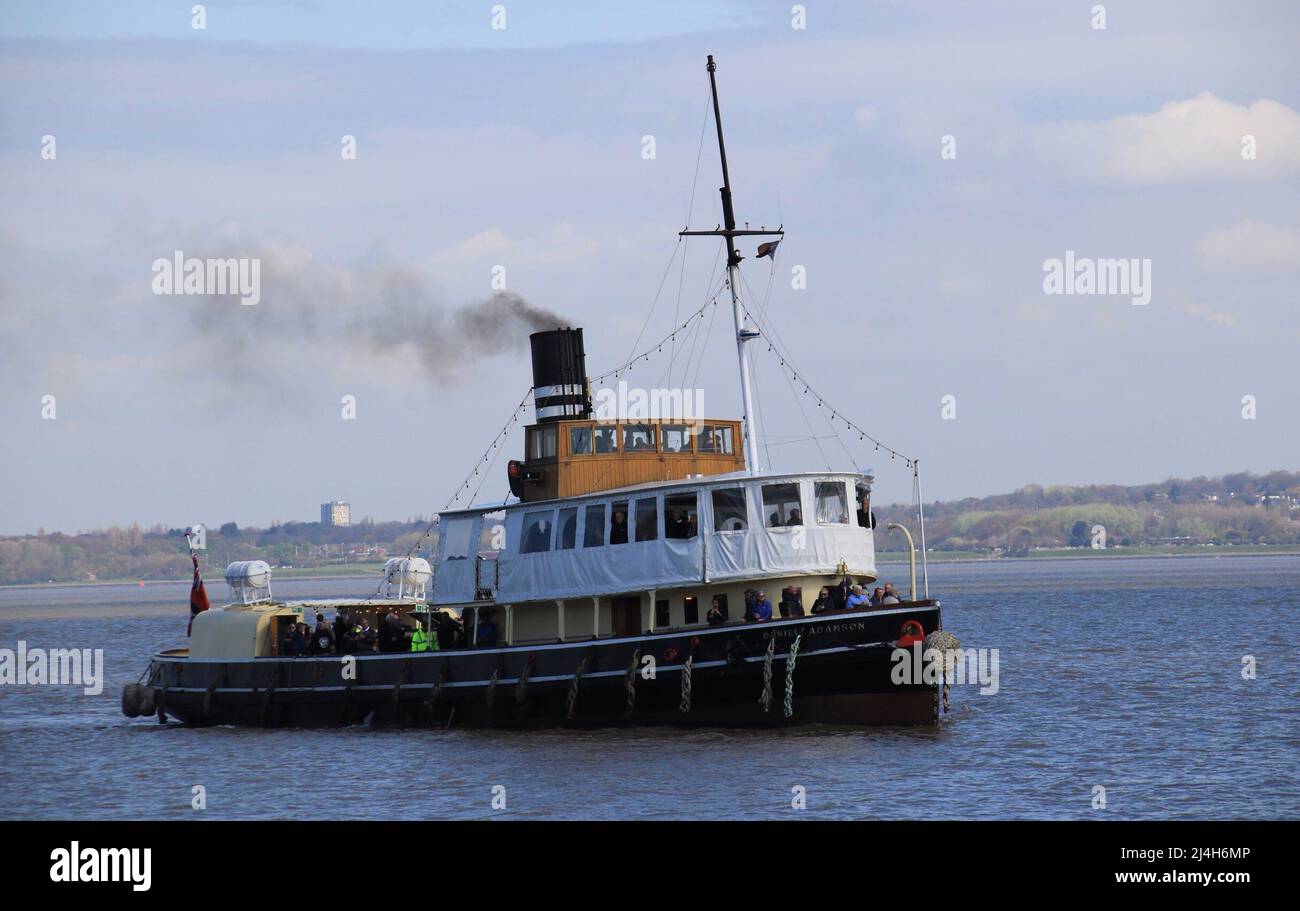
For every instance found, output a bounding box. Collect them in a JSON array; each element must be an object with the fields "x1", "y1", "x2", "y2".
[{"x1": 512, "y1": 417, "x2": 746, "y2": 502}]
